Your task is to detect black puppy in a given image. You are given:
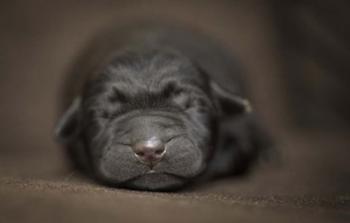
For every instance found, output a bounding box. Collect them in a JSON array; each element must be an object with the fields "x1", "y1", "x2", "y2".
[{"x1": 55, "y1": 23, "x2": 268, "y2": 191}]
